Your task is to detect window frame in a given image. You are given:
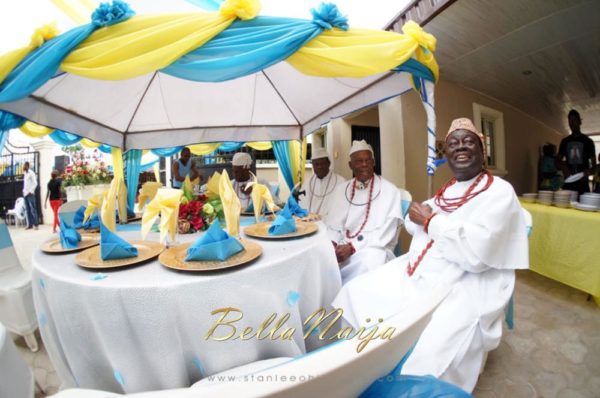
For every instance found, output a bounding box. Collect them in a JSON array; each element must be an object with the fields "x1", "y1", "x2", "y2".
[{"x1": 473, "y1": 103, "x2": 507, "y2": 176}]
